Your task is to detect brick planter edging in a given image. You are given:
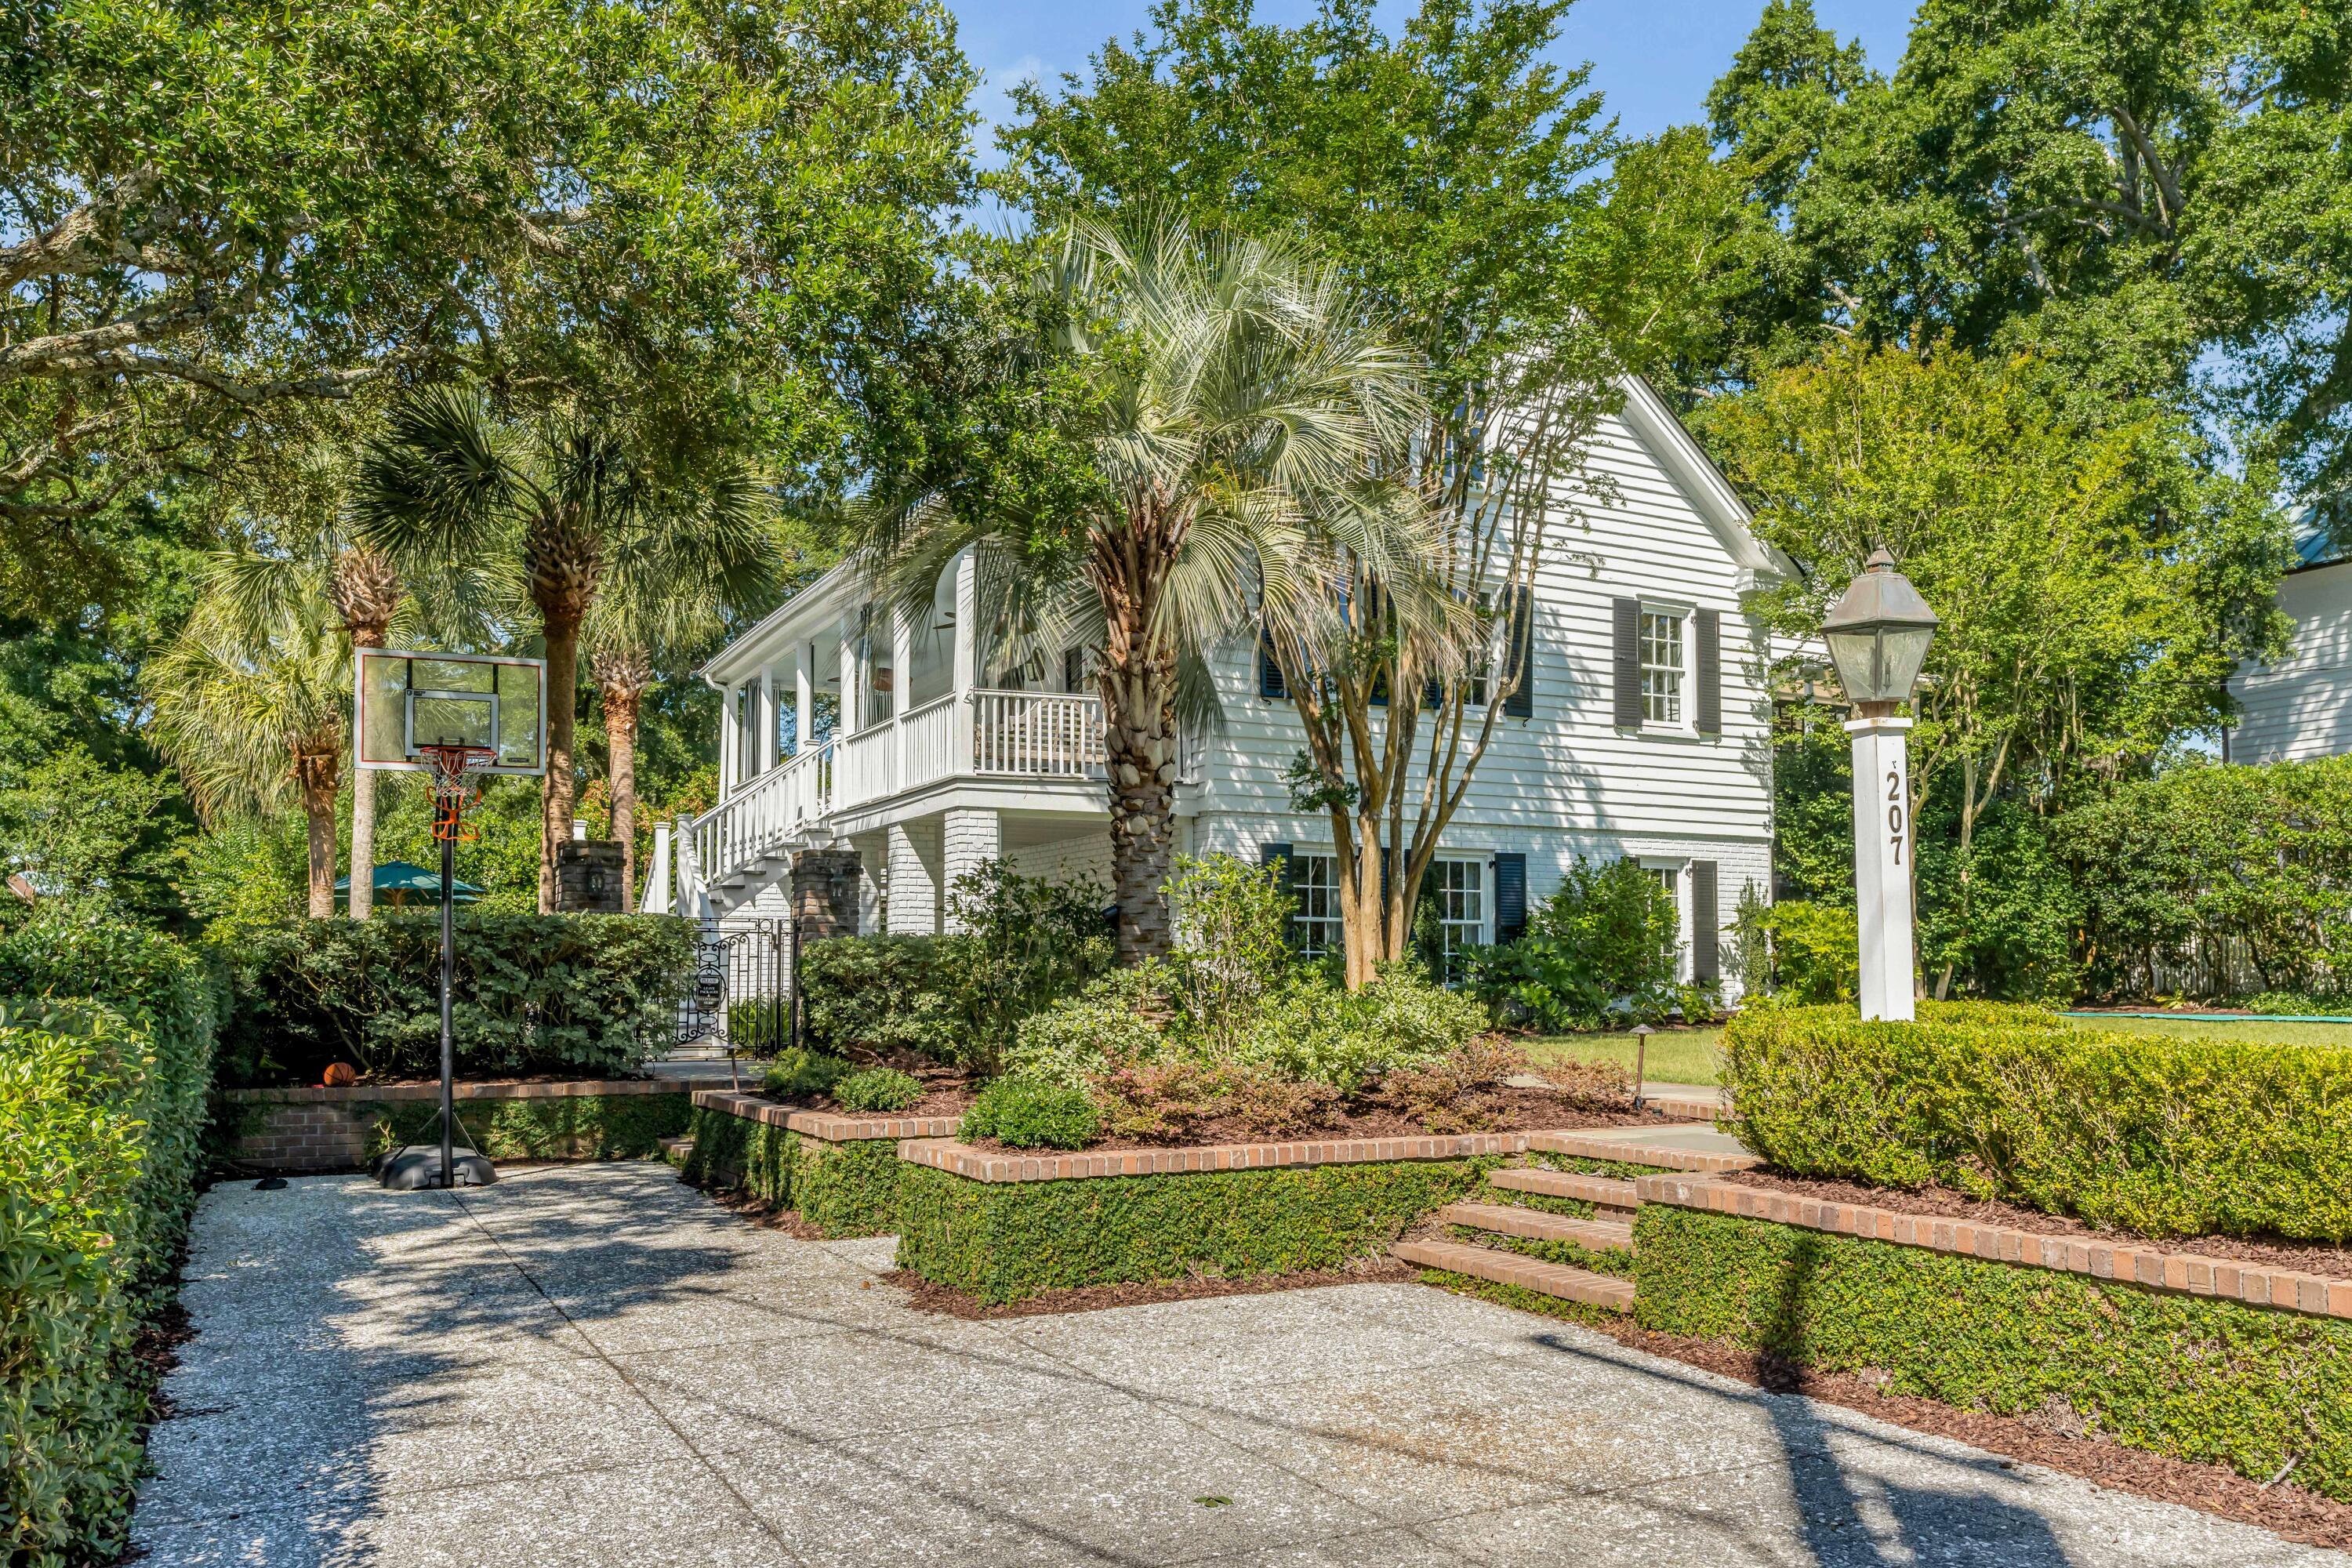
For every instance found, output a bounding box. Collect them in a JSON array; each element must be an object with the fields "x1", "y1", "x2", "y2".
[
  {"x1": 1529, "y1": 1132, "x2": 1762, "y2": 1173},
  {"x1": 229, "y1": 1076, "x2": 695, "y2": 1105},
  {"x1": 898, "y1": 1131, "x2": 1534, "y2": 1184},
  {"x1": 1637, "y1": 1174, "x2": 2352, "y2": 1322},
  {"x1": 689, "y1": 1090, "x2": 962, "y2": 1144}
]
